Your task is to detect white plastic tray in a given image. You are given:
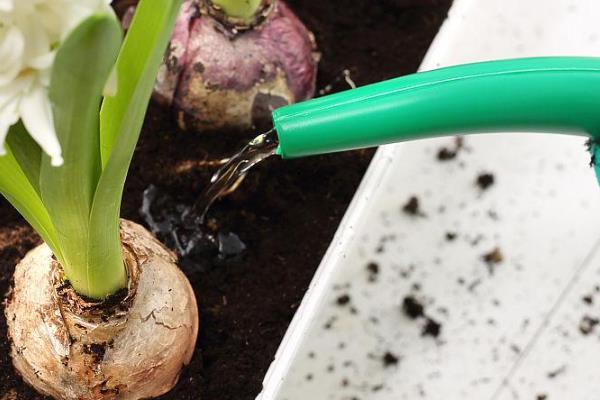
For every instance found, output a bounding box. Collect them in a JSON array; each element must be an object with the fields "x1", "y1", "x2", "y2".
[{"x1": 259, "y1": 0, "x2": 600, "y2": 399}]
